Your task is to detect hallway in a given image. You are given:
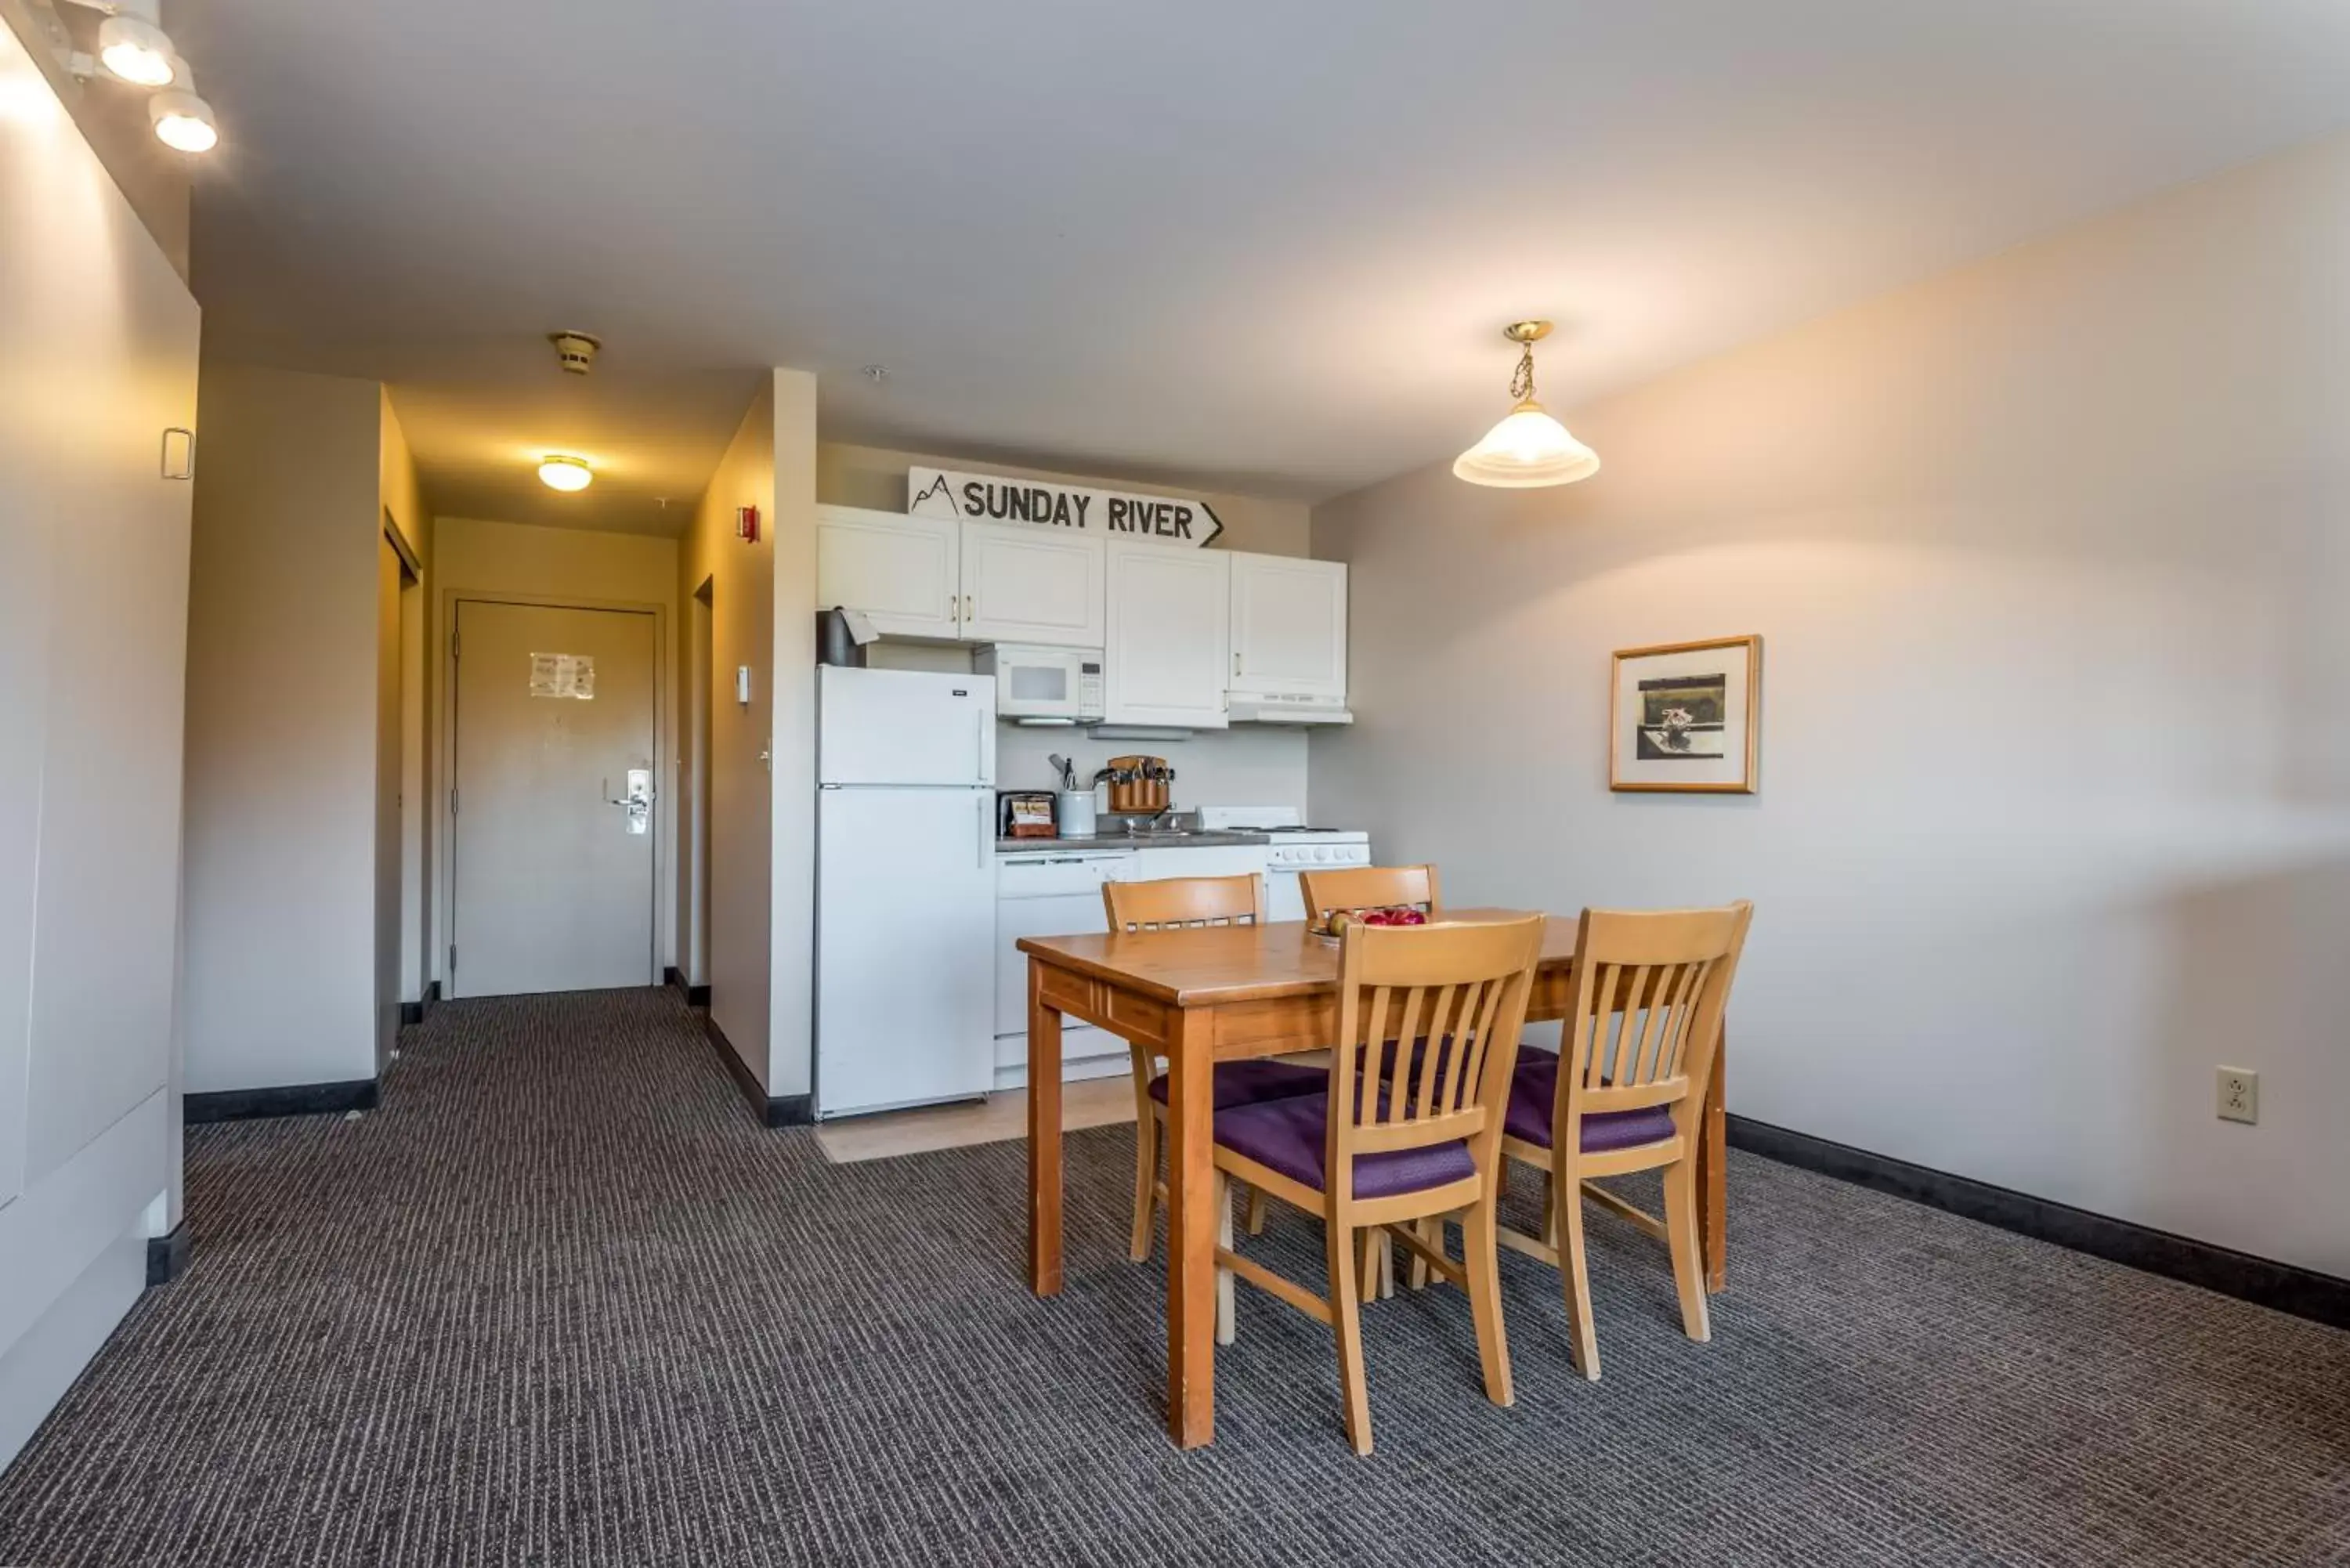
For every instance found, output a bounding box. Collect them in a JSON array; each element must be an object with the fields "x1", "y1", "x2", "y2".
[{"x1": 0, "y1": 992, "x2": 2344, "y2": 1566}]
